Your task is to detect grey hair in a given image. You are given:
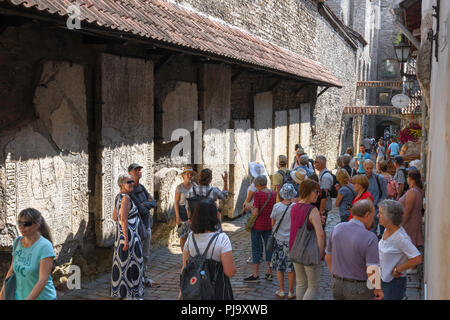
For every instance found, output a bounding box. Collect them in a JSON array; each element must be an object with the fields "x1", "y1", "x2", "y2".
[
  {"x1": 315, "y1": 155, "x2": 327, "y2": 165},
  {"x1": 364, "y1": 159, "x2": 375, "y2": 166},
  {"x1": 254, "y1": 175, "x2": 268, "y2": 187},
  {"x1": 343, "y1": 154, "x2": 351, "y2": 165},
  {"x1": 118, "y1": 173, "x2": 132, "y2": 188},
  {"x1": 378, "y1": 199, "x2": 404, "y2": 226},
  {"x1": 300, "y1": 154, "x2": 309, "y2": 165}
]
